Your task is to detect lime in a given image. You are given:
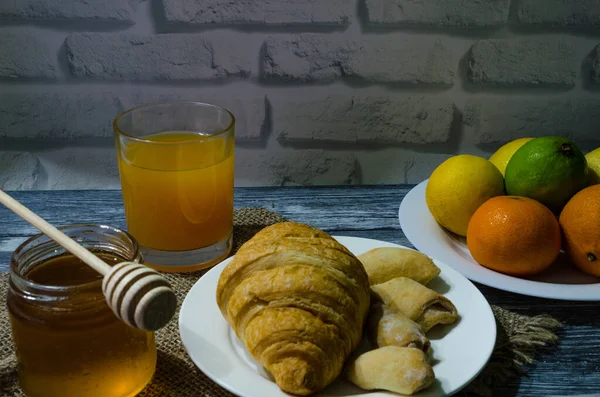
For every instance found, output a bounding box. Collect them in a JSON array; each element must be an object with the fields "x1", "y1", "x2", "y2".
[
  {"x1": 505, "y1": 136, "x2": 588, "y2": 213},
  {"x1": 489, "y1": 137, "x2": 534, "y2": 177},
  {"x1": 585, "y1": 147, "x2": 600, "y2": 185},
  {"x1": 426, "y1": 154, "x2": 505, "y2": 237}
]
